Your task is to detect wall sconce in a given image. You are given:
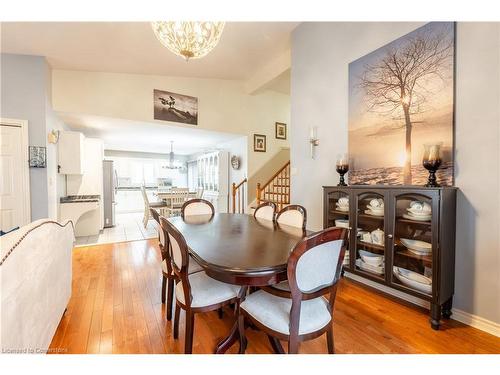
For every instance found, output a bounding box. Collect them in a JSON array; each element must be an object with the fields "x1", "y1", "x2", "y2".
[
  {"x1": 309, "y1": 126, "x2": 319, "y2": 159},
  {"x1": 48, "y1": 130, "x2": 60, "y2": 144}
]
